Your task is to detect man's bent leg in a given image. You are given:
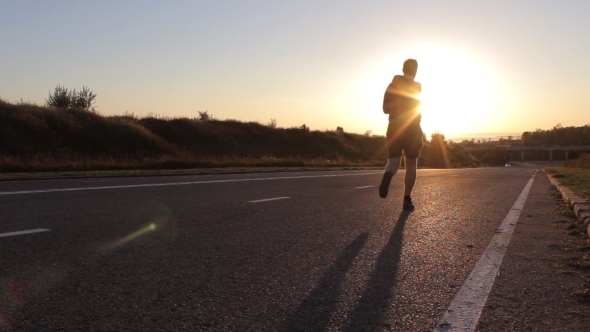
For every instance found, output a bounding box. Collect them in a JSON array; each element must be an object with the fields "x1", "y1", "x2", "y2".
[
  {"x1": 404, "y1": 157, "x2": 417, "y2": 196},
  {"x1": 379, "y1": 157, "x2": 401, "y2": 198},
  {"x1": 385, "y1": 157, "x2": 401, "y2": 174}
]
